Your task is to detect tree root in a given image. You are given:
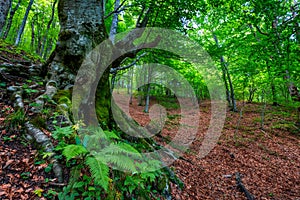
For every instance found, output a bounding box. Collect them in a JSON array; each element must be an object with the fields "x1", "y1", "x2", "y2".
[
  {"x1": 236, "y1": 172, "x2": 255, "y2": 200},
  {"x1": 25, "y1": 122, "x2": 63, "y2": 182},
  {"x1": 12, "y1": 90, "x2": 64, "y2": 183}
]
